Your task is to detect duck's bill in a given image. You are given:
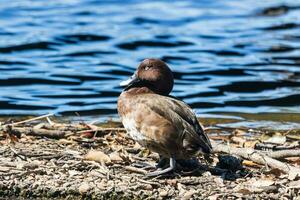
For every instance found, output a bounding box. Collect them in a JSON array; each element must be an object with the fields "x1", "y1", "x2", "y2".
[{"x1": 120, "y1": 74, "x2": 138, "y2": 86}]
